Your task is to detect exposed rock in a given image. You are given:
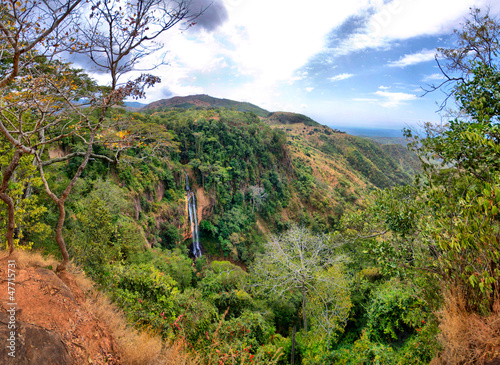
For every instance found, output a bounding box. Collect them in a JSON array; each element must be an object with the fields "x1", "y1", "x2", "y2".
[{"x1": 0, "y1": 312, "x2": 73, "y2": 364}]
